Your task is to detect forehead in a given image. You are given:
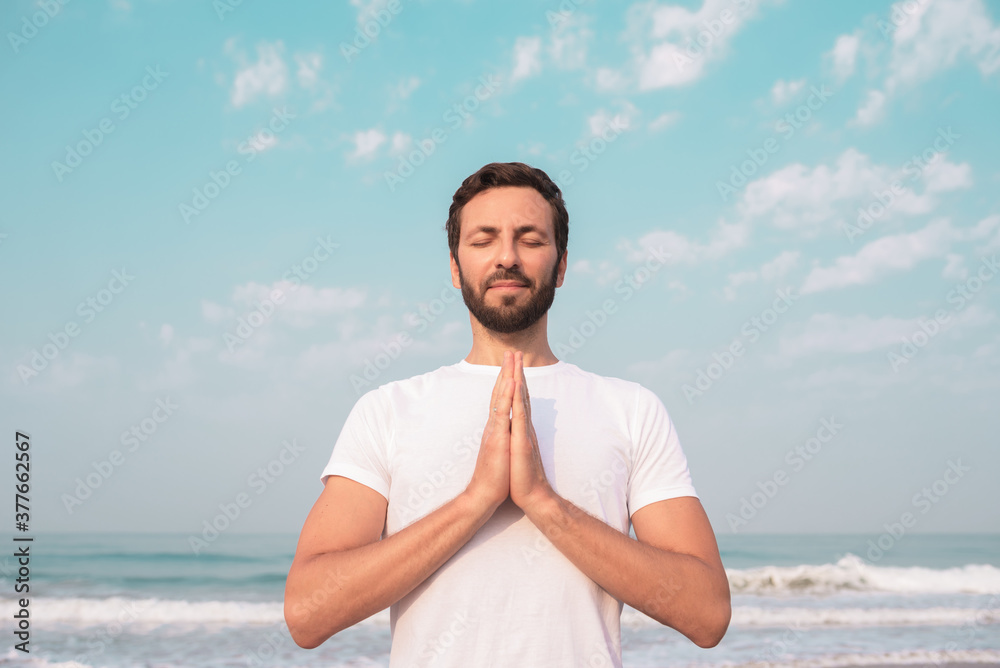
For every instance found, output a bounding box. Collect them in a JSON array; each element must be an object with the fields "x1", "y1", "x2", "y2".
[{"x1": 460, "y1": 186, "x2": 553, "y2": 234}]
